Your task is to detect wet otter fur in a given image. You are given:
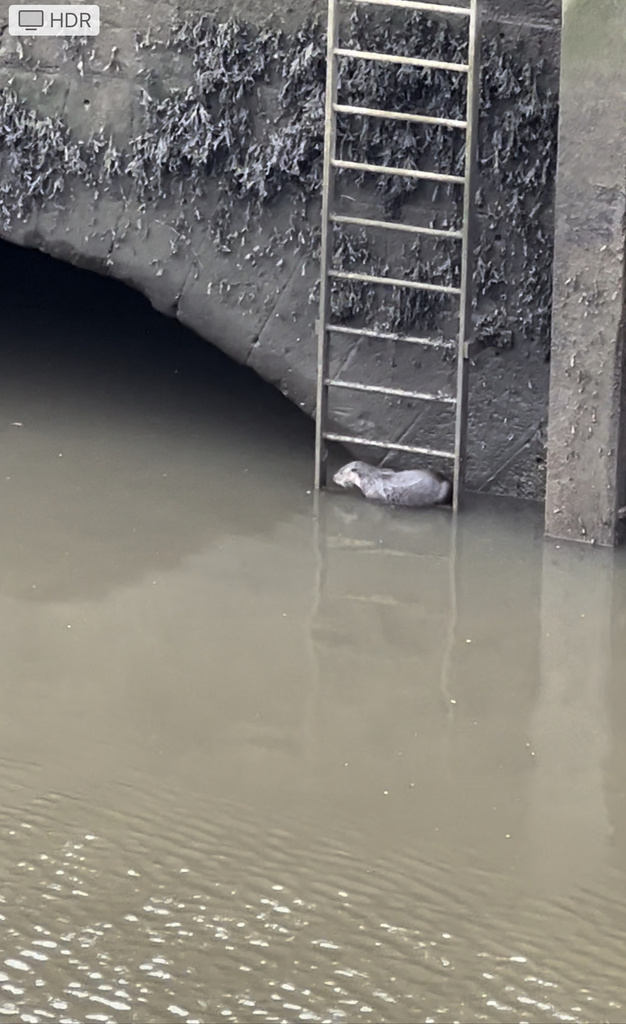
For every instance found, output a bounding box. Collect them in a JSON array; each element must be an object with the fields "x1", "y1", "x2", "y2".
[{"x1": 333, "y1": 460, "x2": 452, "y2": 508}]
